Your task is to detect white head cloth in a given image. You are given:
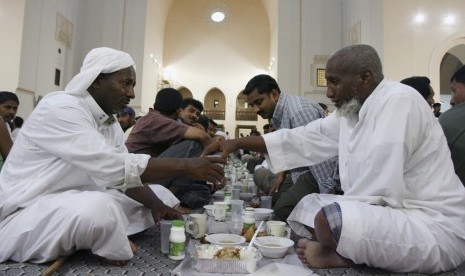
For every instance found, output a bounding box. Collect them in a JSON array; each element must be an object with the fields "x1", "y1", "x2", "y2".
[
  {"x1": 215, "y1": 130, "x2": 227, "y2": 139},
  {"x1": 64, "y1": 47, "x2": 135, "y2": 95}
]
